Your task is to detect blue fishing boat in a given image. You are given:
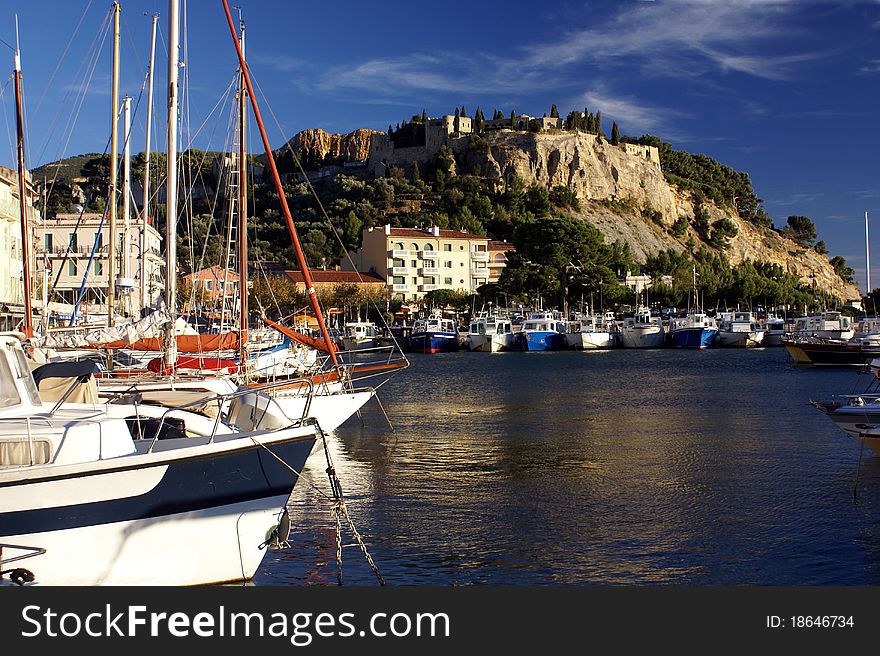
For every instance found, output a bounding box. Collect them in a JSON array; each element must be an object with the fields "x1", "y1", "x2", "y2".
[
  {"x1": 516, "y1": 311, "x2": 566, "y2": 351},
  {"x1": 408, "y1": 315, "x2": 459, "y2": 353},
  {"x1": 667, "y1": 311, "x2": 718, "y2": 349}
]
